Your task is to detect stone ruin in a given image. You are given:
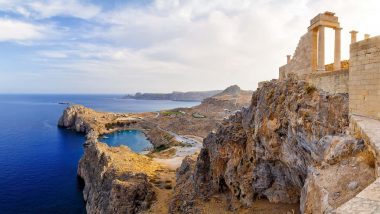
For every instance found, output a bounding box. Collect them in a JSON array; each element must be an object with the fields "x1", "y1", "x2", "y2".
[
  {"x1": 279, "y1": 11, "x2": 380, "y2": 121},
  {"x1": 278, "y1": 12, "x2": 348, "y2": 95},
  {"x1": 277, "y1": 12, "x2": 380, "y2": 213}
]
